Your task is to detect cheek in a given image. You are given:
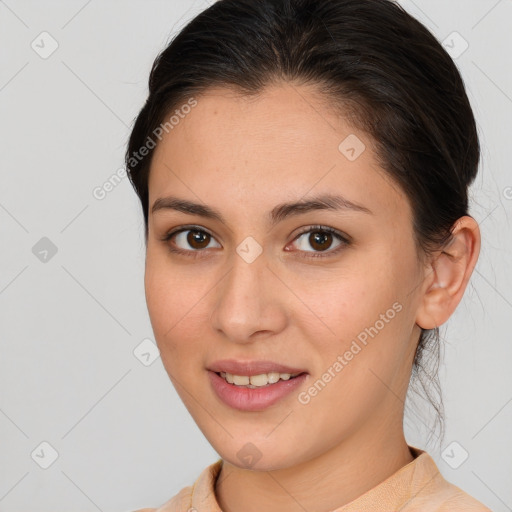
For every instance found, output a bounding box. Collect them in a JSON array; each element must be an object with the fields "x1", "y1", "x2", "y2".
[
  {"x1": 144, "y1": 250, "x2": 209, "y2": 369},
  {"x1": 296, "y1": 247, "x2": 418, "y2": 379},
  {"x1": 287, "y1": 260, "x2": 404, "y2": 348},
  {"x1": 294, "y1": 278, "x2": 413, "y2": 438}
]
